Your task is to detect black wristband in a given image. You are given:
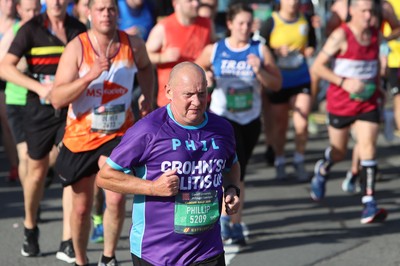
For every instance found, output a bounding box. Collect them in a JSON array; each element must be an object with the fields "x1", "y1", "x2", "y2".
[
  {"x1": 339, "y1": 77, "x2": 345, "y2": 88},
  {"x1": 224, "y1": 184, "x2": 240, "y2": 197}
]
